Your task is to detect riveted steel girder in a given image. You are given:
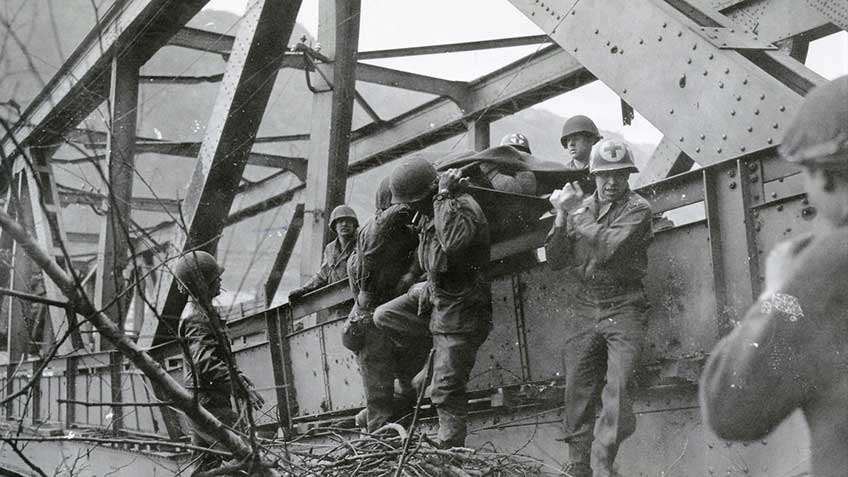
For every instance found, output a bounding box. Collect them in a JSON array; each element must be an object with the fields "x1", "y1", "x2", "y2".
[
  {"x1": 142, "y1": 0, "x2": 304, "y2": 348},
  {"x1": 507, "y1": 0, "x2": 826, "y2": 167}
]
